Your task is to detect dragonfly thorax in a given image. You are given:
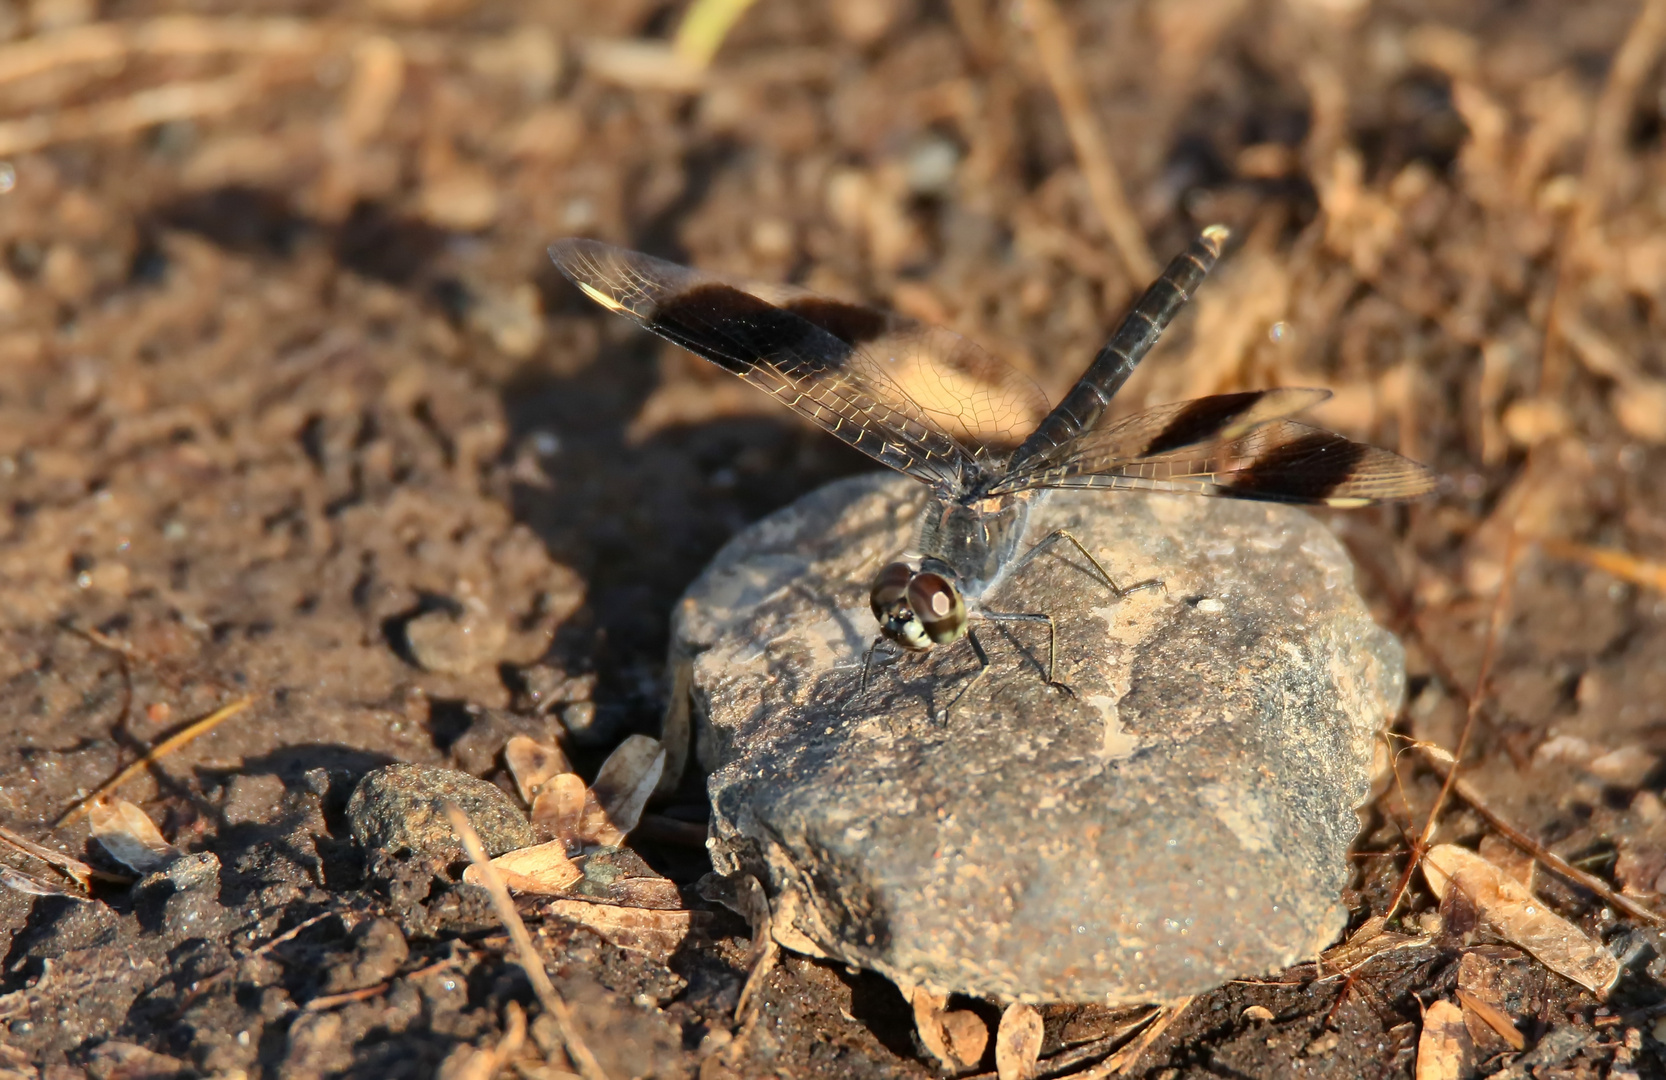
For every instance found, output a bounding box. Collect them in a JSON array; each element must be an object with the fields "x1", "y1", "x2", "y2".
[{"x1": 869, "y1": 558, "x2": 968, "y2": 653}]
